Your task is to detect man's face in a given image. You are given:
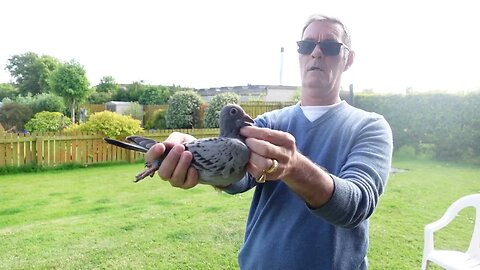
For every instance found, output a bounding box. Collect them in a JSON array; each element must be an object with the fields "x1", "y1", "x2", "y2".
[{"x1": 299, "y1": 20, "x2": 353, "y2": 99}]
